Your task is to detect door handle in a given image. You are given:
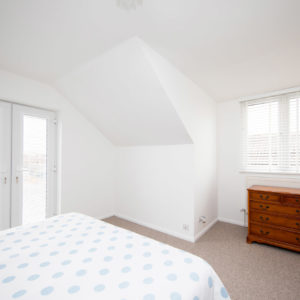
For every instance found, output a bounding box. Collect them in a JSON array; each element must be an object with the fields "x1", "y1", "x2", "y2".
[
  {"x1": 4, "y1": 177, "x2": 7, "y2": 184},
  {"x1": 16, "y1": 176, "x2": 19, "y2": 184}
]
